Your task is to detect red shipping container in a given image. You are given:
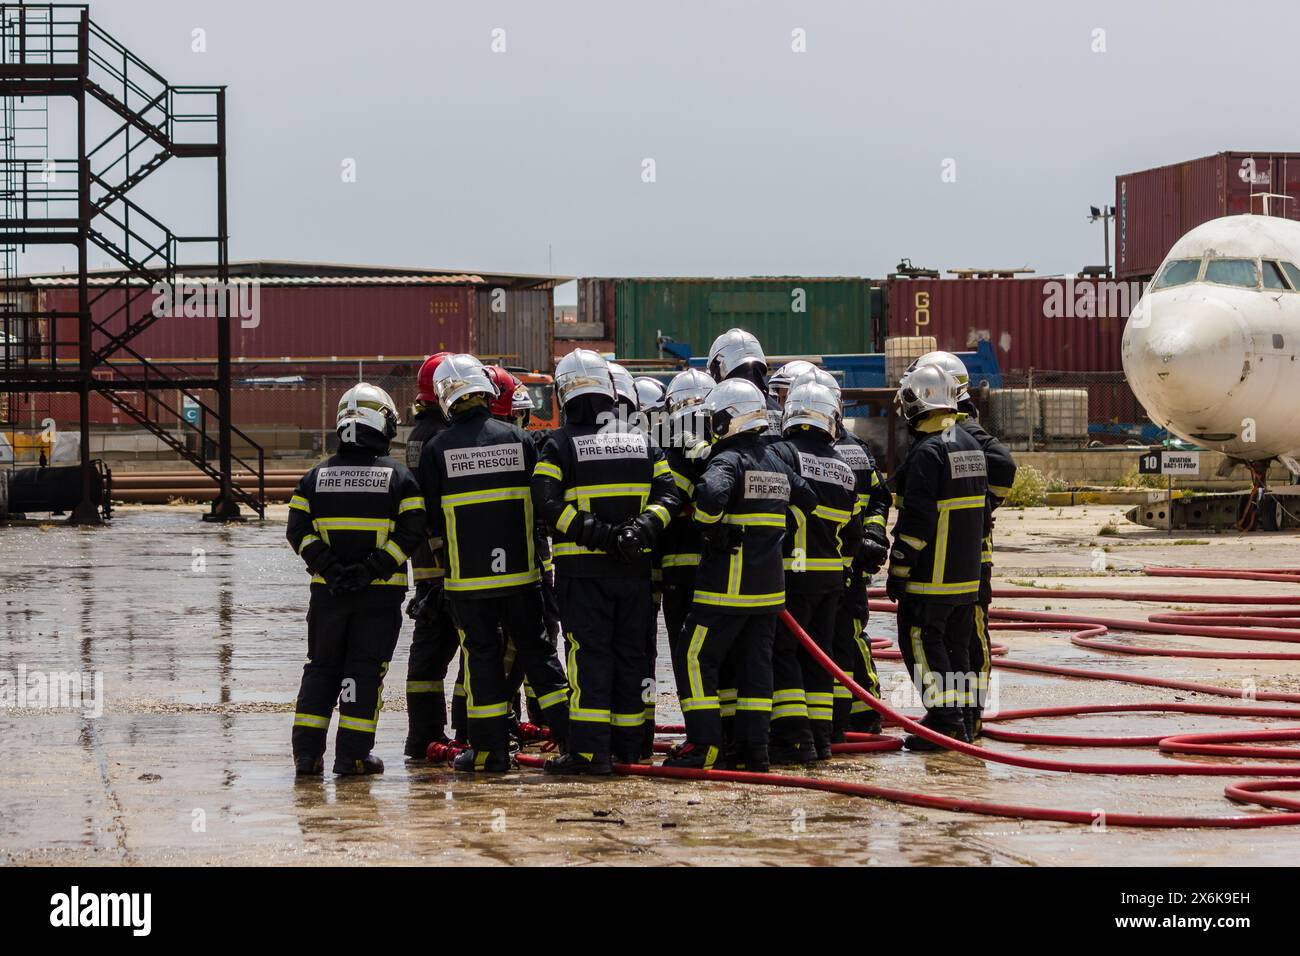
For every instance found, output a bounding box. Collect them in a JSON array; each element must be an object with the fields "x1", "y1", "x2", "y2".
[
  {"x1": 886, "y1": 277, "x2": 1141, "y2": 374},
  {"x1": 1115, "y1": 152, "x2": 1300, "y2": 280}
]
